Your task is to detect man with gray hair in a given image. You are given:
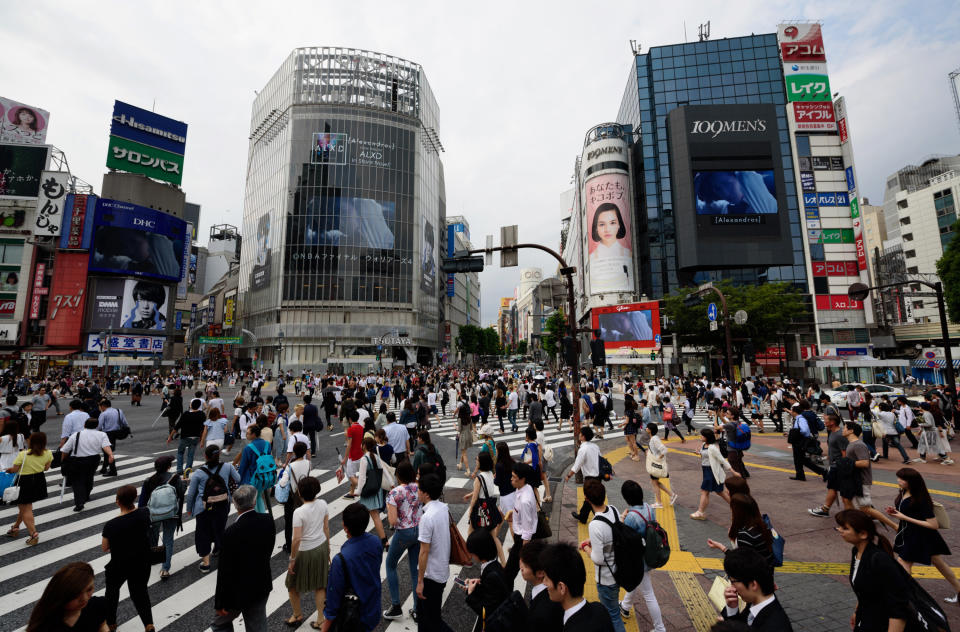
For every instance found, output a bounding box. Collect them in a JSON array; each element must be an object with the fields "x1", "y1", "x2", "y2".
[{"x1": 212, "y1": 485, "x2": 275, "y2": 632}]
